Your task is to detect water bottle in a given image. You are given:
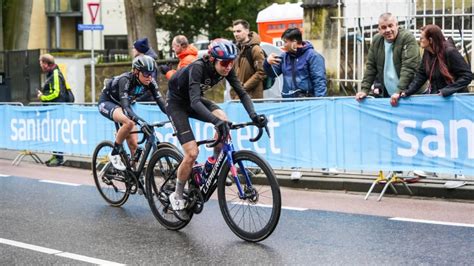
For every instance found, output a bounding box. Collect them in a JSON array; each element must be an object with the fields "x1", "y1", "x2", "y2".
[
  {"x1": 202, "y1": 156, "x2": 216, "y2": 180},
  {"x1": 132, "y1": 147, "x2": 143, "y2": 163},
  {"x1": 192, "y1": 163, "x2": 204, "y2": 185}
]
